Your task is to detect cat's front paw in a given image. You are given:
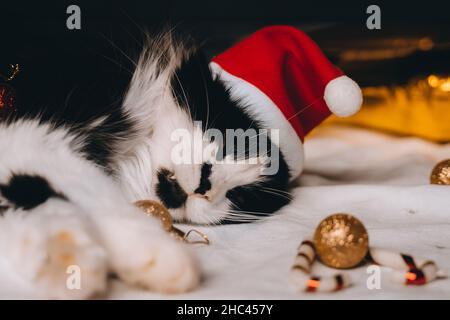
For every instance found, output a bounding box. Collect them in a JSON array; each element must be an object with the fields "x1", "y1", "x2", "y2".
[
  {"x1": 3, "y1": 200, "x2": 108, "y2": 299},
  {"x1": 98, "y1": 214, "x2": 200, "y2": 294},
  {"x1": 123, "y1": 240, "x2": 200, "y2": 293}
]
